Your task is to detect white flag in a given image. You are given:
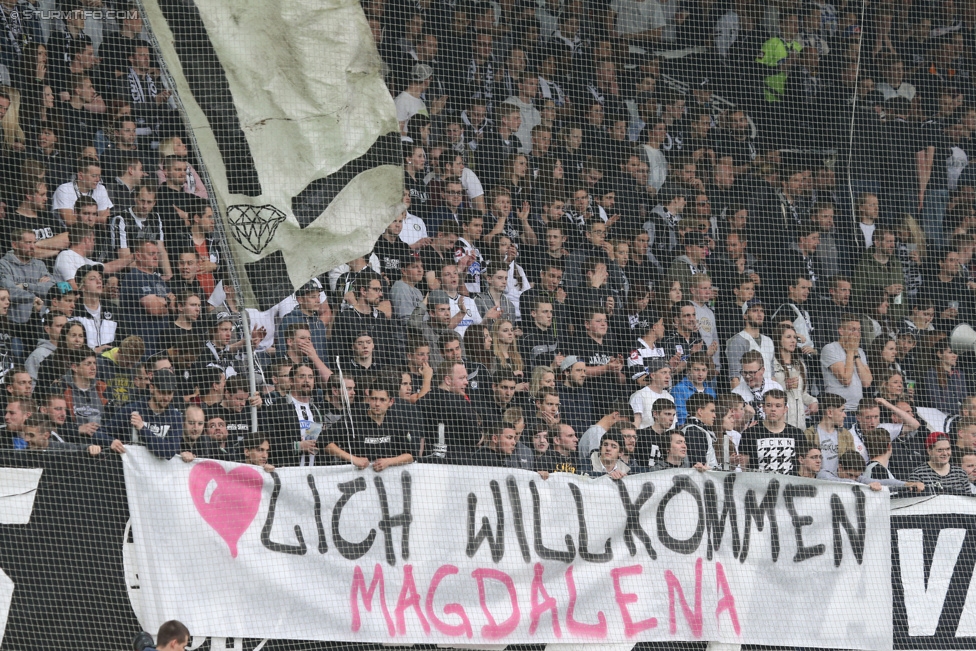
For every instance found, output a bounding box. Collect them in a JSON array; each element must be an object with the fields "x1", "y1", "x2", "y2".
[{"x1": 142, "y1": 0, "x2": 403, "y2": 309}]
